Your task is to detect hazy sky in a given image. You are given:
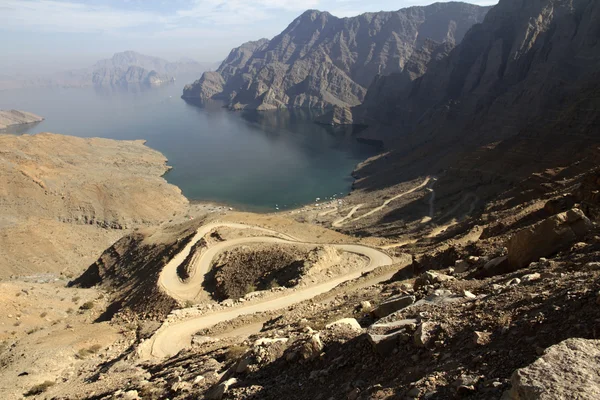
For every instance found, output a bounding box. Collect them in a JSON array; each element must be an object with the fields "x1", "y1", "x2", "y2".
[{"x1": 0, "y1": 0, "x2": 498, "y2": 75}]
